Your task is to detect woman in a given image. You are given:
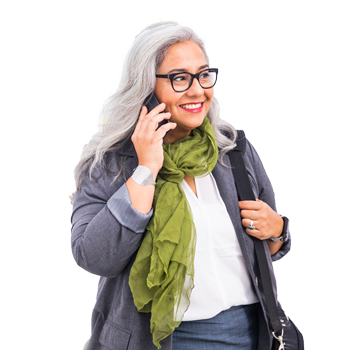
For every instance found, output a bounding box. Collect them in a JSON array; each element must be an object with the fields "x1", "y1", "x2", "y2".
[{"x1": 71, "y1": 21, "x2": 291, "y2": 350}]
